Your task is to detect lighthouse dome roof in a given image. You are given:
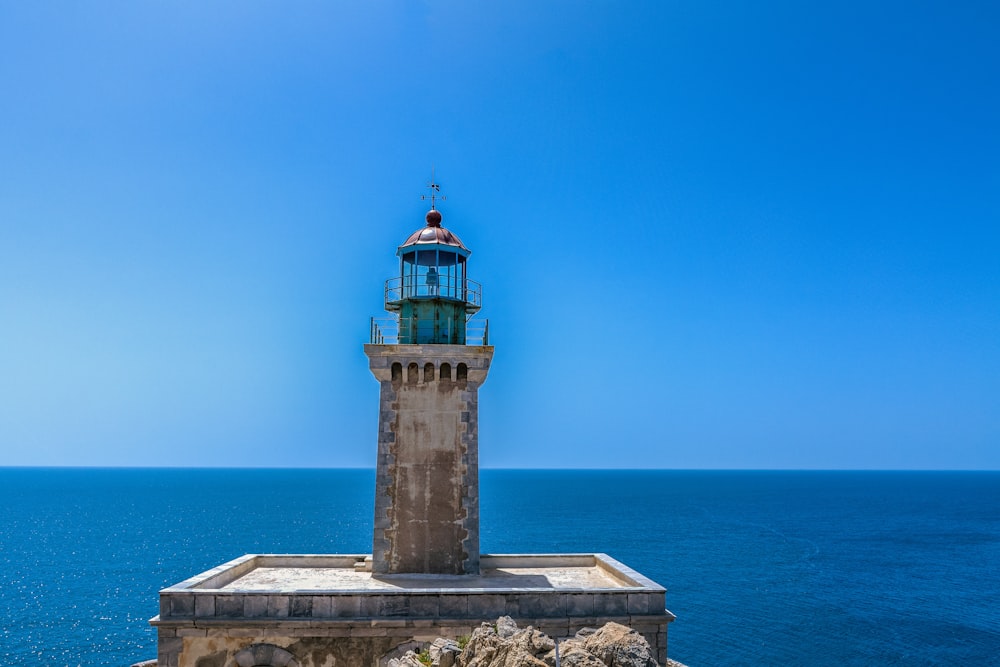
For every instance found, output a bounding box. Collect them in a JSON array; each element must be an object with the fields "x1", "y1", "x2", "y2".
[{"x1": 400, "y1": 209, "x2": 468, "y2": 251}]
